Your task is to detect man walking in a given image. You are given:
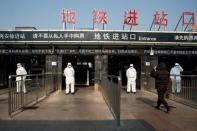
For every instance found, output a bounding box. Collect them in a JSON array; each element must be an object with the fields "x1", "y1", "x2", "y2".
[{"x1": 151, "y1": 63, "x2": 170, "y2": 113}]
